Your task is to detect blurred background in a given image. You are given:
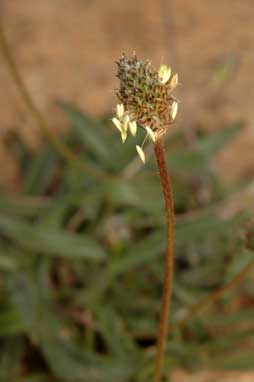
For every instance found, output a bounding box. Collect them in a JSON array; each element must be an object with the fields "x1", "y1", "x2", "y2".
[
  {"x1": 0, "y1": 1, "x2": 253, "y2": 381},
  {"x1": 0, "y1": 0, "x2": 254, "y2": 189}
]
